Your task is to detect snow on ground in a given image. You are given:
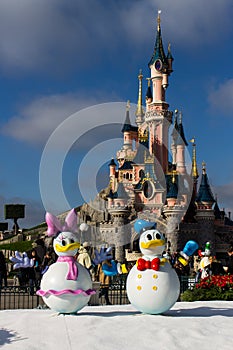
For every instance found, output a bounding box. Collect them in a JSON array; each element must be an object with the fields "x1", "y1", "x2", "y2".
[{"x1": 0, "y1": 301, "x2": 233, "y2": 350}]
